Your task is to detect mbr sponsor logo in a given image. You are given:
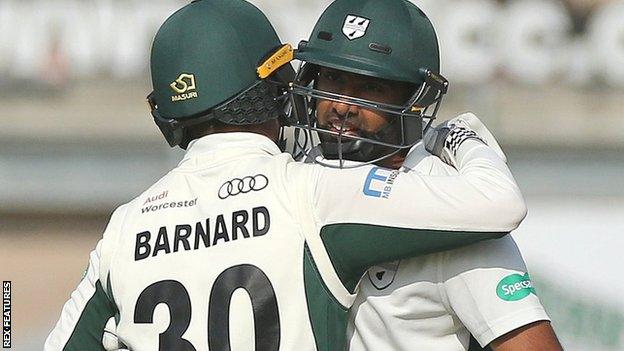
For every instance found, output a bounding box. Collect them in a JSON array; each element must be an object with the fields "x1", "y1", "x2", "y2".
[
  {"x1": 363, "y1": 167, "x2": 399, "y2": 199},
  {"x1": 496, "y1": 273, "x2": 536, "y2": 301}
]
